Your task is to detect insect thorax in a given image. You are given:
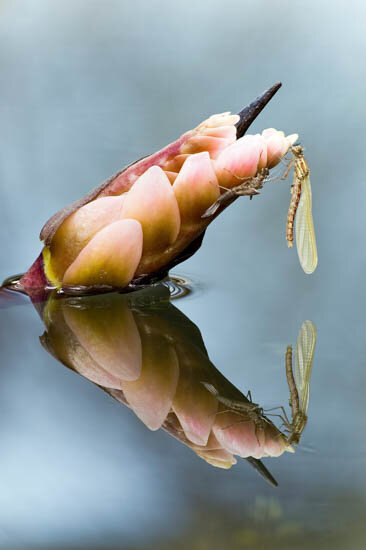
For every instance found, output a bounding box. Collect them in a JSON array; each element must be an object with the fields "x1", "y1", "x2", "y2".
[
  {"x1": 292, "y1": 145, "x2": 304, "y2": 158},
  {"x1": 291, "y1": 146, "x2": 310, "y2": 180},
  {"x1": 290, "y1": 412, "x2": 308, "y2": 441}
]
